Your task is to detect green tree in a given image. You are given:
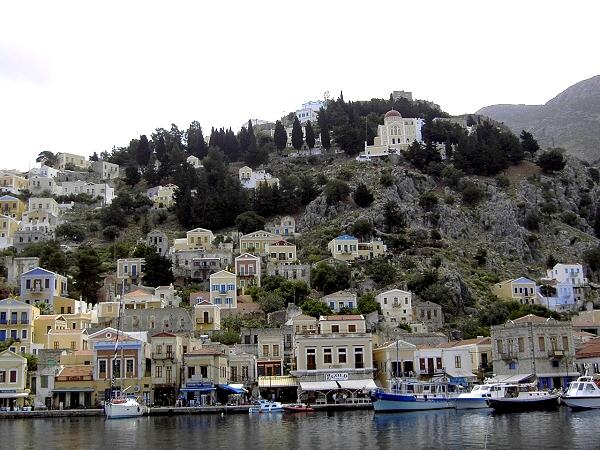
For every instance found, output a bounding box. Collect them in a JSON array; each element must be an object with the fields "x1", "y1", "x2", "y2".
[
  {"x1": 21, "y1": 241, "x2": 67, "y2": 274},
  {"x1": 365, "y1": 257, "x2": 396, "y2": 285},
  {"x1": 353, "y1": 183, "x2": 374, "y2": 207},
  {"x1": 301, "y1": 298, "x2": 332, "y2": 318},
  {"x1": 72, "y1": 246, "x2": 104, "y2": 304},
  {"x1": 36, "y1": 151, "x2": 58, "y2": 167},
  {"x1": 142, "y1": 247, "x2": 175, "y2": 287},
  {"x1": 324, "y1": 179, "x2": 350, "y2": 205},
  {"x1": 186, "y1": 120, "x2": 208, "y2": 158},
  {"x1": 383, "y1": 200, "x2": 405, "y2": 233},
  {"x1": 124, "y1": 165, "x2": 141, "y2": 186},
  {"x1": 305, "y1": 121, "x2": 315, "y2": 150},
  {"x1": 135, "y1": 135, "x2": 151, "y2": 167},
  {"x1": 357, "y1": 292, "x2": 379, "y2": 314},
  {"x1": 461, "y1": 182, "x2": 485, "y2": 206},
  {"x1": 419, "y1": 191, "x2": 438, "y2": 211},
  {"x1": 273, "y1": 120, "x2": 288, "y2": 153},
  {"x1": 311, "y1": 262, "x2": 351, "y2": 294},
  {"x1": 350, "y1": 219, "x2": 374, "y2": 240},
  {"x1": 34, "y1": 301, "x2": 53, "y2": 315},
  {"x1": 102, "y1": 225, "x2": 120, "y2": 241},
  {"x1": 317, "y1": 107, "x2": 331, "y2": 150},
  {"x1": 235, "y1": 211, "x2": 266, "y2": 235},
  {"x1": 537, "y1": 149, "x2": 566, "y2": 173},
  {"x1": 55, "y1": 223, "x2": 86, "y2": 242},
  {"x1": 256, "y1": 291, "x2": 285, "y2": 313},
  {"x1": 520, "y1": 130, "x2": 540, "y2": 156},
  {"x1": 291, "y1": 116, "x2": 304, "y2": 150}
]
